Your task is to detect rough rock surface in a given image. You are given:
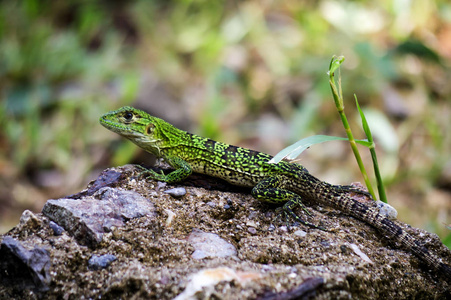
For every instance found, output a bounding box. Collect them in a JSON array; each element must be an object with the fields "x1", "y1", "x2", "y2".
[{"x1": 0, "y1": 165, "x2": 450, "y2": 299}]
